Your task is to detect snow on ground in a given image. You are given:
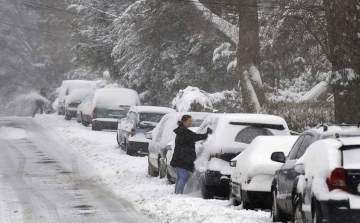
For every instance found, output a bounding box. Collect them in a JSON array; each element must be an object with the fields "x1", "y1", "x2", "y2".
[{"x1": 34, "y1": 114, "x2": 273, "y2": 223}]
